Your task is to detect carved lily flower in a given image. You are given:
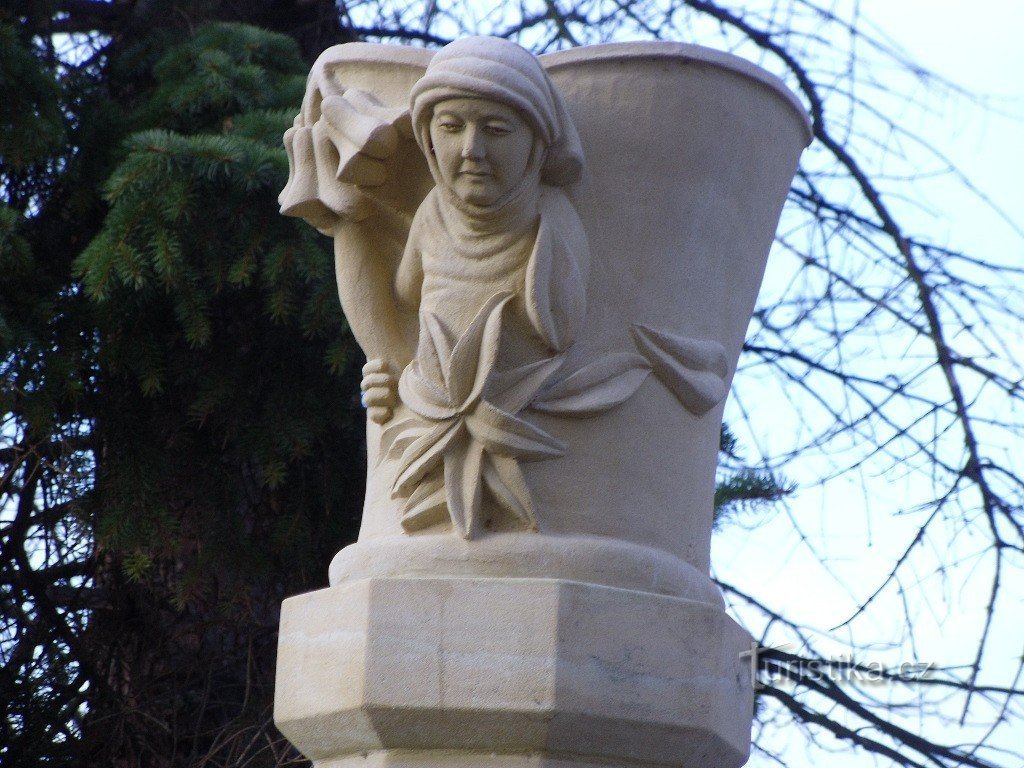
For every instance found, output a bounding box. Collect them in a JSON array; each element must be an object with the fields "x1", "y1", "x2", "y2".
[{"x1": 382, "y1": 292, "x2": 565, "y2": 539}]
